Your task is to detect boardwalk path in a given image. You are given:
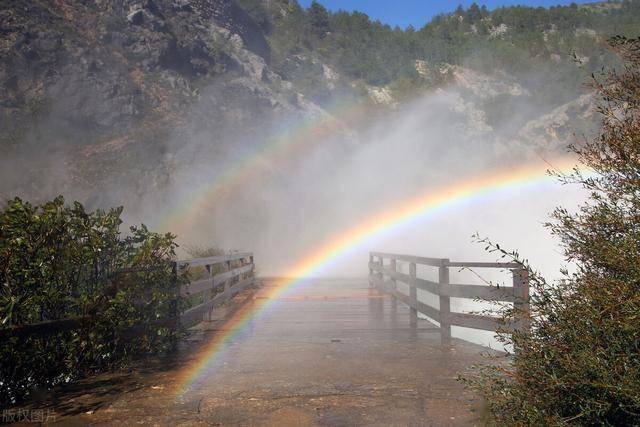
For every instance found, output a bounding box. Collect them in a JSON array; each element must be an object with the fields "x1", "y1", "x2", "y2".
[{"x1": 45, "y1": 279, "x2": 490, "y2": 426}]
